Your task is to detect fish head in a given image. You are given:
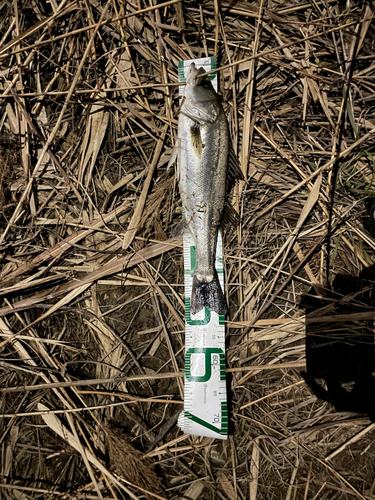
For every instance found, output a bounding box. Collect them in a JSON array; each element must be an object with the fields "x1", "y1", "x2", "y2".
[
  {"x1": 185, "y1": 63, "x2": 216, "y2": 102},
  {"x1": 186, "y1": 63, "x2": 208, "y2": 86}
]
